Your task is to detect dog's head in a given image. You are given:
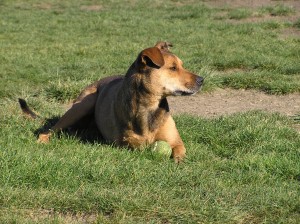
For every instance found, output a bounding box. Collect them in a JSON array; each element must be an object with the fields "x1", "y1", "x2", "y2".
[{"x1": 131, "y1": 42, "x2": 204, "y2": 97}]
